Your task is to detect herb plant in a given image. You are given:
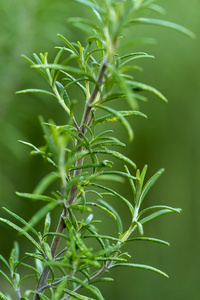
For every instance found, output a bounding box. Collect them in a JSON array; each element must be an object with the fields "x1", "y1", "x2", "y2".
[{"x1": 0, "y1": 1, "x2": 194, "y2": 299}]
